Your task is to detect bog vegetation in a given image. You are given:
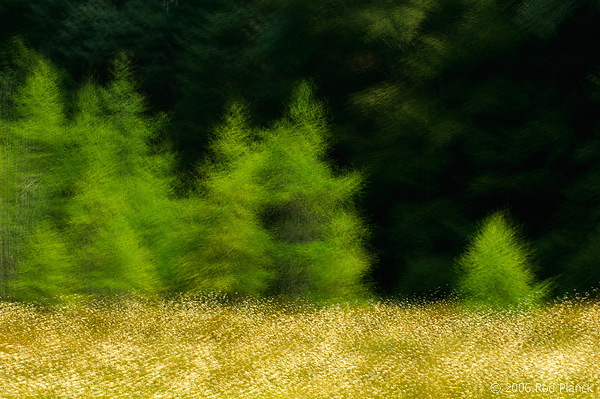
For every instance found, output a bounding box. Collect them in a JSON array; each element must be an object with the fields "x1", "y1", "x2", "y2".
[{"x1": 0, "y1": 296, "x2": 599, "y2": 398}]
